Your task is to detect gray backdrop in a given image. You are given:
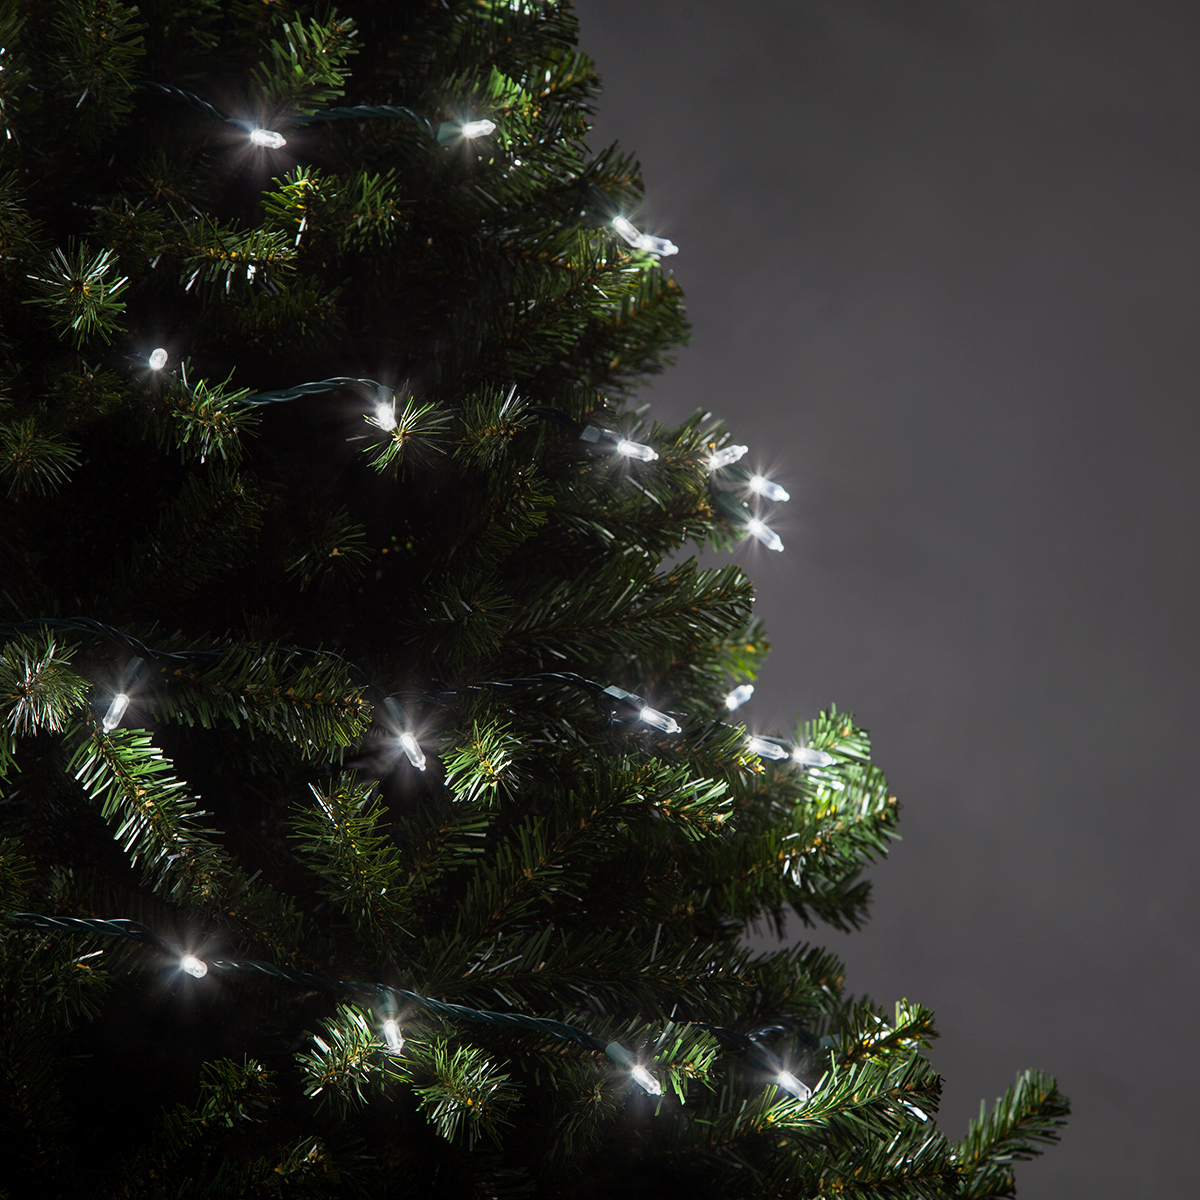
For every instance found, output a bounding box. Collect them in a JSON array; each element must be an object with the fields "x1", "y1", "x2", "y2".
[{"x1": 574, "y1": 2, "x2": 1199, "y2": 1195}]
